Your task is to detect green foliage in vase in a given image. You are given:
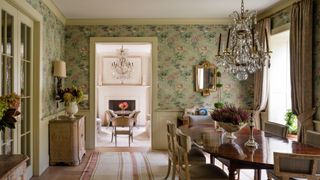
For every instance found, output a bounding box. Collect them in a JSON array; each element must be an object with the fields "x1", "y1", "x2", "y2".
[
  {"x1": 216, "y1": 83, "x2": 223, "y2": 88},
  {"x1": 284, "y1": 110, "x2": 298, "y2": 134},
  {"x1": 214, "y1": 102, "x2": 224, "y2": 109},
  {"x1": 0, "y1": 93, "x2": 21, "y2": 132}
]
